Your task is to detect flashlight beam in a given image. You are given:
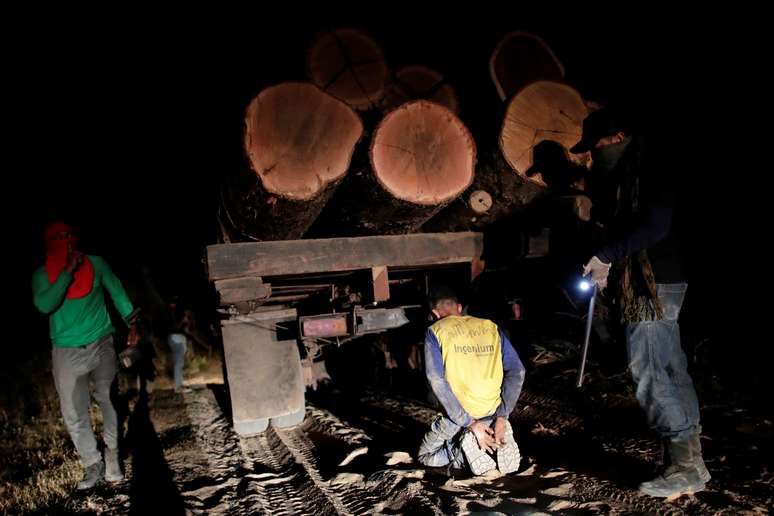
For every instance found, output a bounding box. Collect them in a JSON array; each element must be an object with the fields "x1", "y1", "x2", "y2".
[{"x1": 576, "y1": 283, "x2": 597, "y2": 388}]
